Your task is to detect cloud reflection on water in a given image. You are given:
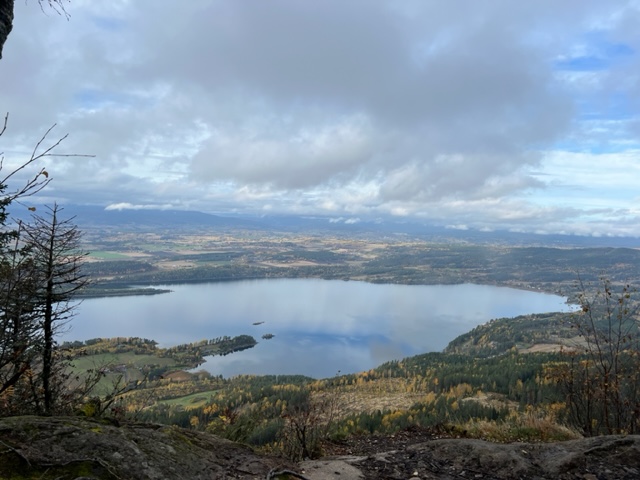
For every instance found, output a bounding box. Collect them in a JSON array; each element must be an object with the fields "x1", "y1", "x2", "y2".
[{"x1": 70, "y1": 279, "x2": 572, "y2": 378}]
